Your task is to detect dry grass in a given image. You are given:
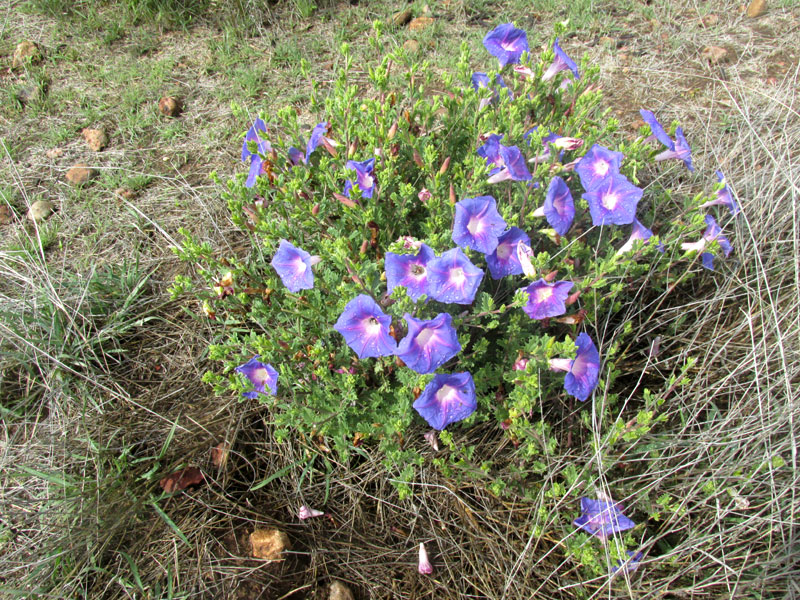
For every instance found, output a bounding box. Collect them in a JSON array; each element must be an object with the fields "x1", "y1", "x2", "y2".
[{"x1": 1, "y1": 1, "x2": 799, "y2": 599}]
